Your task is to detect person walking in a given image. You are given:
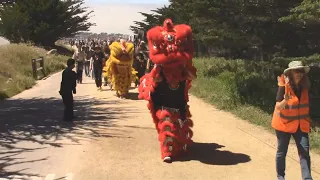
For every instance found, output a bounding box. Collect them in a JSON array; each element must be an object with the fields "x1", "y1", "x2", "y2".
[
  {"x1": 72, "y1": 47, "x2": 86, "y2": 84},
  {"x1": 271, "y1": 61, "x2": 313, "y2": 180},
  {"x1": 84, "y1": 47, "x2": 92, "y2": 77},
  {"x1": 90, "y1": 54, "x2": 95, "y2": 80},
  {"x1": 133, "y1": 53, "x2": 146, "y2": 87},
  {"x1": 92, "y1": 46, "x2": 105, "y2": 90},
  {"x1": 103, "y1": 43, "x2": 110, "y2": 86},
  {"x1": 103, "y1": 53, "x2": 109, "y2": 87},
  {"x1": 59, "y1": 58, "x2": 77, "y2": 122}
]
